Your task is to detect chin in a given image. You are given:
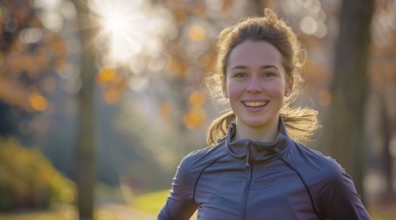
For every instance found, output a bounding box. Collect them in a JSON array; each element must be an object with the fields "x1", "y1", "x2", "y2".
[
  {"x1": 241, "y1": 116, "x2": 278, "y2": 128},
  {"x1": 243, "y1": 120, "x2": 271, "y2": 128}
]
